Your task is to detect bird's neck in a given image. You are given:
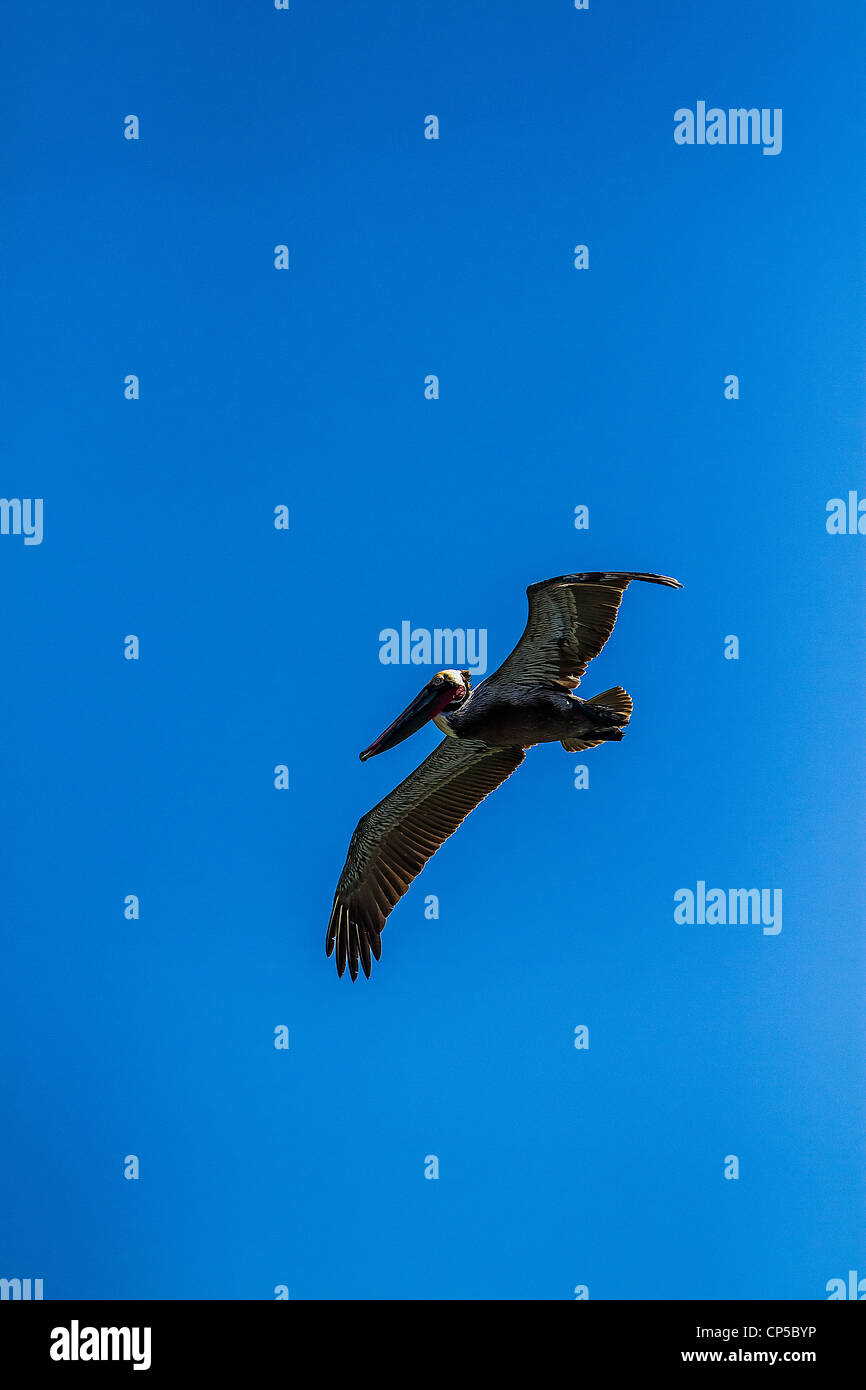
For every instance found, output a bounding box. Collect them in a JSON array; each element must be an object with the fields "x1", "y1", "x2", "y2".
[{"x1": 433, "y1": 692, "x2": 471, "y2": 738}]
